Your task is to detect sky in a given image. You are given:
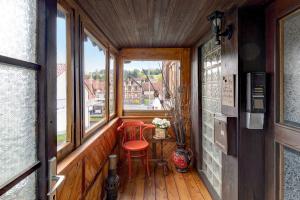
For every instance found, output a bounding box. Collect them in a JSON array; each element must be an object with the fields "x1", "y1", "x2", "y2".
[
  {"x1": 57, "y1": 16, "x2": 105, "y2": 73},
  {"x1": 124, "y1": 60, "x2": 163, "y2": 71},
  {"x1": 57, "y1": 16, "x2": 66, "y2": 64},
  {"x1": 57, "y1": 16, "x2": 162, "y2": 73}
]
